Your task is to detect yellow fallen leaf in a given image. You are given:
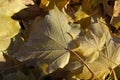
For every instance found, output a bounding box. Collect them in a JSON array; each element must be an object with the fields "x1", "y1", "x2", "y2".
[
  {"x1": 73, "y1": 59, "x2": 110, "y2": 80},
  {"x1": 110, "y1": 0, "x2": 120, "y2": 29},
  {"x1": 0, "y1": 16, "x2": 20, "y2": 38},
  {"x1": 0, "y1": 52, "x2": 5, "y2": 61},
  {"x1": 40, "y1": 0, "x2": 49, "y2": 8},
  {"x1": 40, "y1": 0, "x2": 69, "y2": 10},
  {"x1": 0, "y1": 0, "x2": 31, "y2": 51},
  {"x1": 113, "y1": 0, "x2": 120, "y2": 17},
  {"x1": 74, "y1": 9, "x2": 89, "y2": 21},
  {"x1": 0, "y1": 38, "x2": 10, "y2": 51}
]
